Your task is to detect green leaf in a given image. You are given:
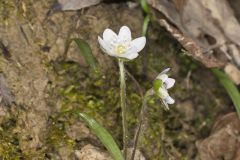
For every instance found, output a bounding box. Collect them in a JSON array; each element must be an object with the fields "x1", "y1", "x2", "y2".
[
  {"x1": 73, "y1": 38, "x2": 98, "y2": 71},
  {"x1": 75, "y1": 111, "x2": 124, "y2": 160},
  {"x1": 139, "y1": 0, "x2": 150, "y2": 14},
  {"x1": 142, "y1": 15, "x2": 150, "y2": 36},
  {"x1": 212, "y1": 68, "x2": 240, "y2": 118}
]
